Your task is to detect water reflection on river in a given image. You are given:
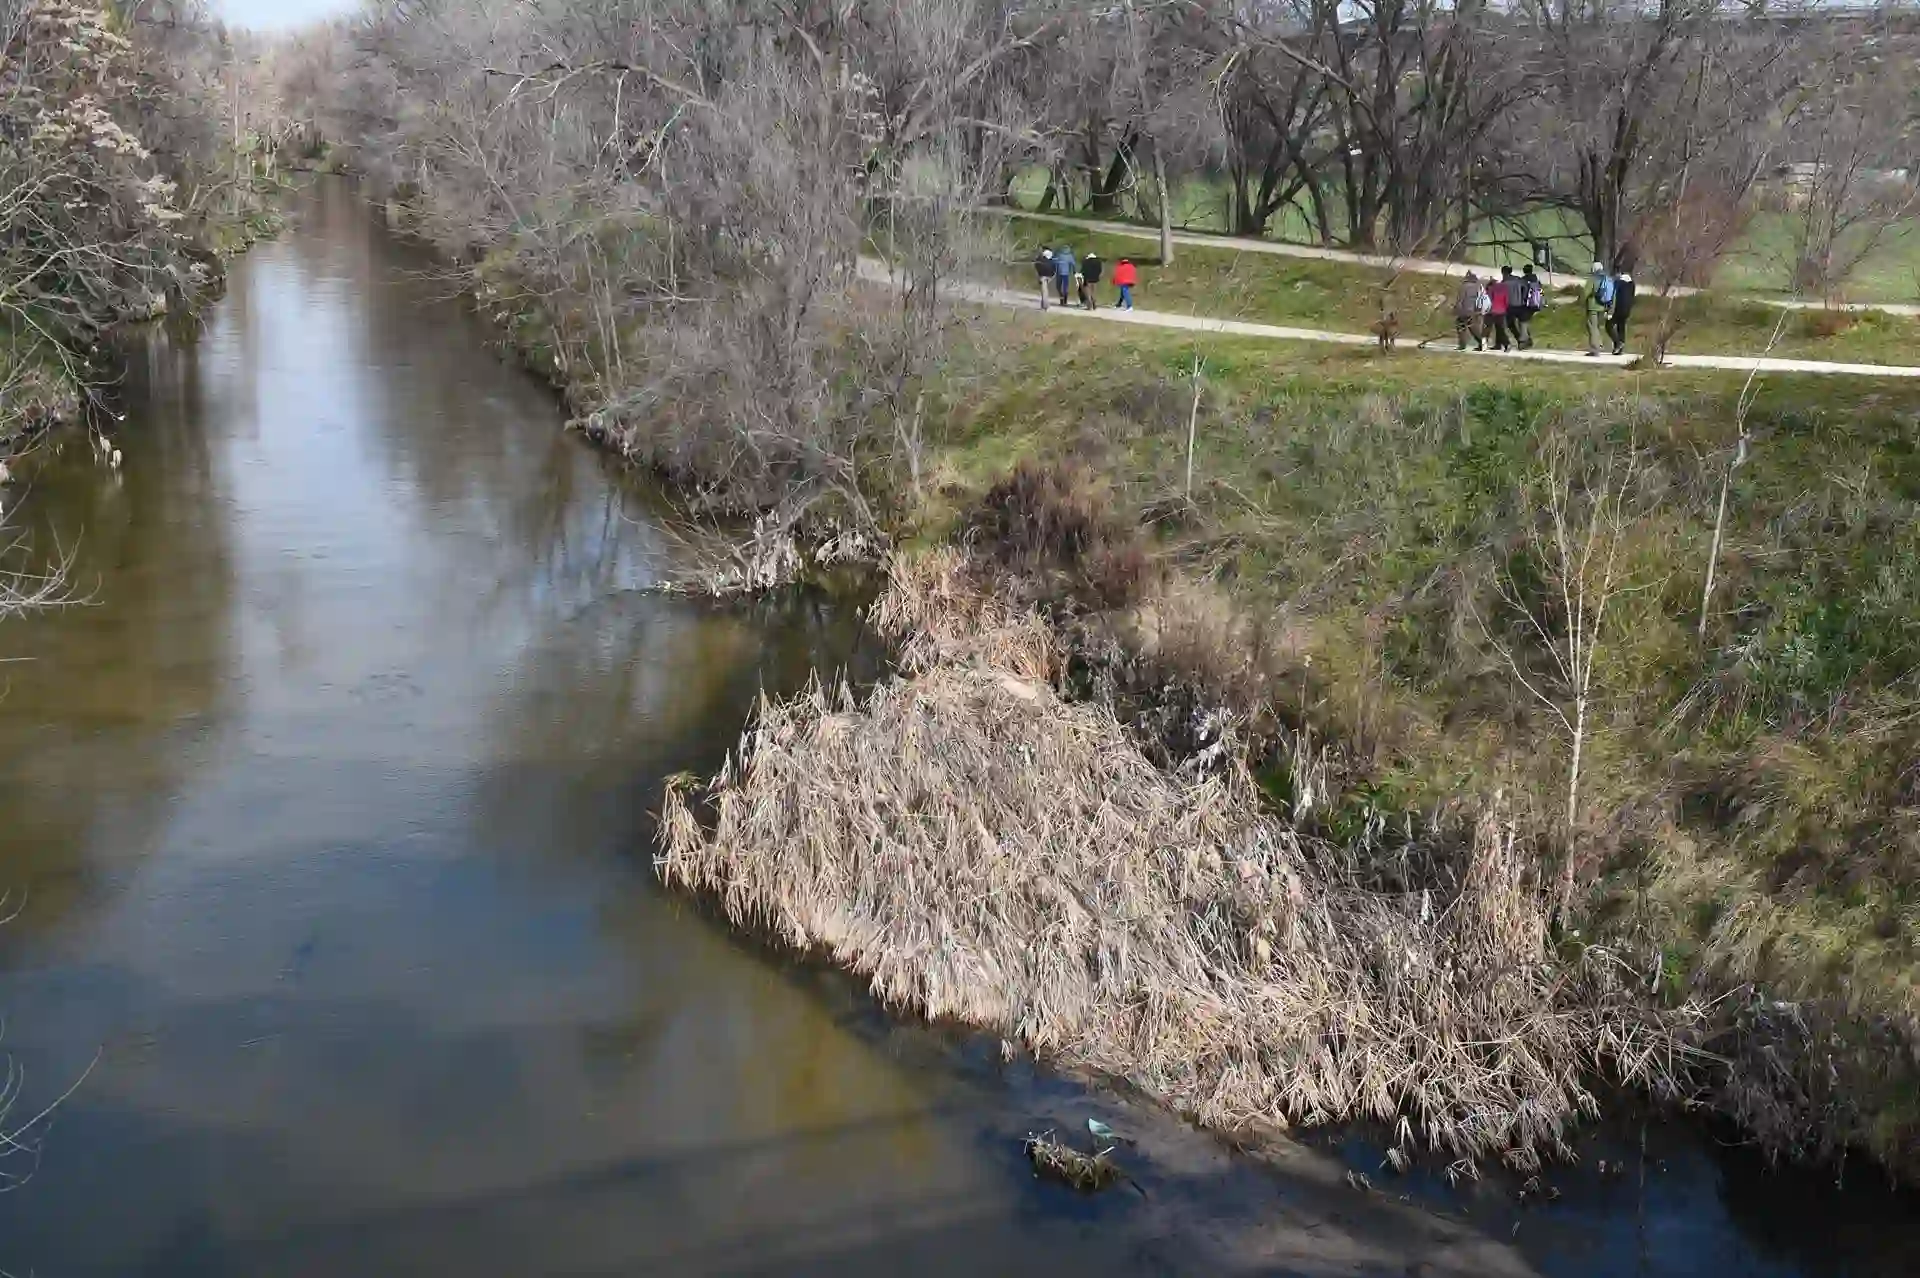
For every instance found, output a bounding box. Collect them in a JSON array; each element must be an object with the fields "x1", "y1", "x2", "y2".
[{"x1": 0, "y1": 180, "x2": 1913, "y2": 1277}]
